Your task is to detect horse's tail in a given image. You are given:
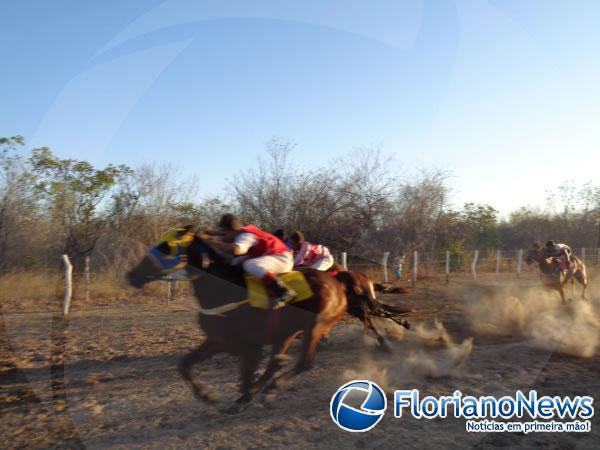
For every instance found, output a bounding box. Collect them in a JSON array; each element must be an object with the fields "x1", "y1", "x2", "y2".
[{"x1": 364, "y1": 277, "x2": 377, "y2": 303}]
